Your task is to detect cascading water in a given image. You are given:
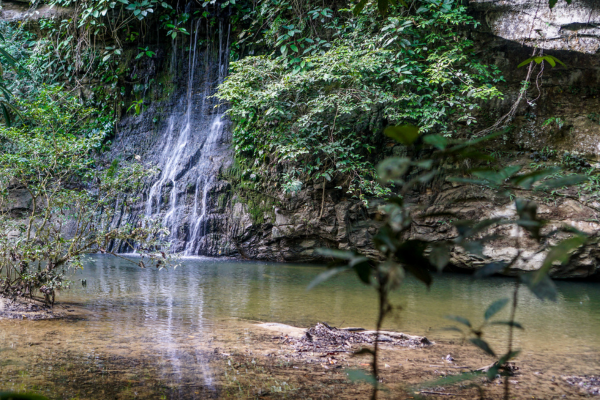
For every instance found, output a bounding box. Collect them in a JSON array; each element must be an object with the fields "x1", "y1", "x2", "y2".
[{"x1": 126, "y1": 17, "x2": 232, "y2": 256}]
